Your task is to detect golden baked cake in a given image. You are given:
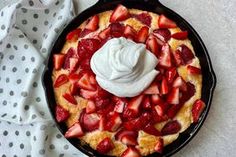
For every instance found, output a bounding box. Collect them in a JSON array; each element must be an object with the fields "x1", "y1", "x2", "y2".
[{"x1": 52, "y1": 4, "x2": 206, "y2": 157}]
